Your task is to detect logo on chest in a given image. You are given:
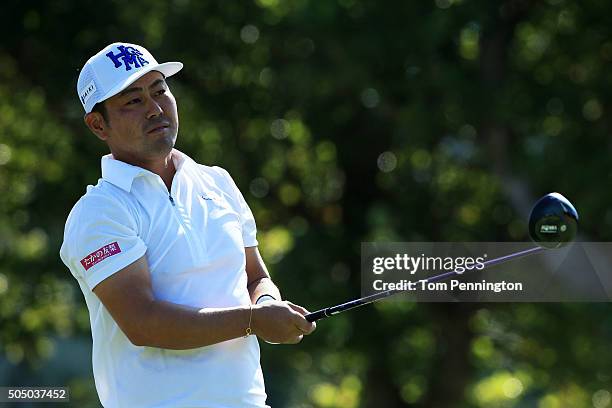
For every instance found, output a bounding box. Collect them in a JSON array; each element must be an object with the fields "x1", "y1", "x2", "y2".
[
  {"x1": 199, "y1": 192, "x2": 237, "y2": 220},
  {"x1": 199, "y1": 192, "x2": 223, "y2": 203}
]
